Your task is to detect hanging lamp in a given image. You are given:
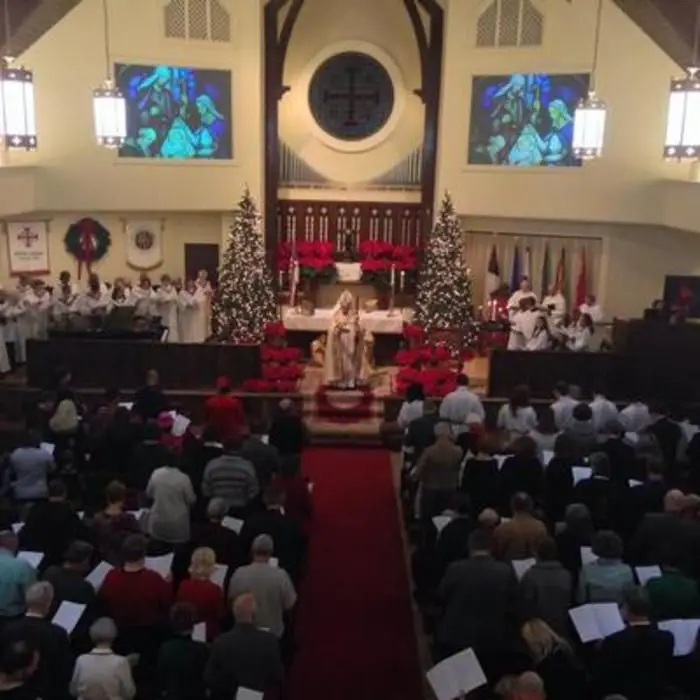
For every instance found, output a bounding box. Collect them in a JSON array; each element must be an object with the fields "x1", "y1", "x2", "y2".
[
  {"x1": 572, "y1": 0, "x2": 607, "y2": 160},
  {"x1": 0, "y1": 0, "x2": 37, "y2": 150},
  {"x1": 92, "y1": 0, "x2": 125, "y2": 148}
]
